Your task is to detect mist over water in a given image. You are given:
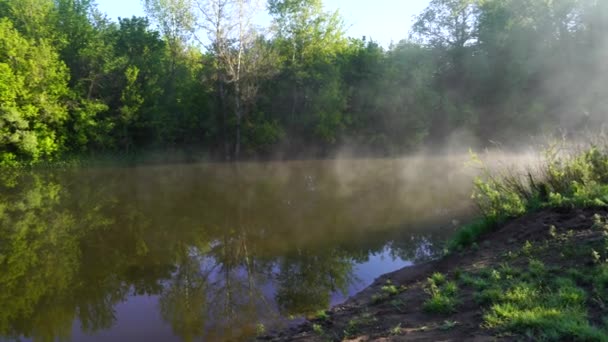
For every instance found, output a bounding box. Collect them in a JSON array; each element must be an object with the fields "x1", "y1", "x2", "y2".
[{"x1": 0, "y1": 153, "x2": 531, "y2": 341}]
